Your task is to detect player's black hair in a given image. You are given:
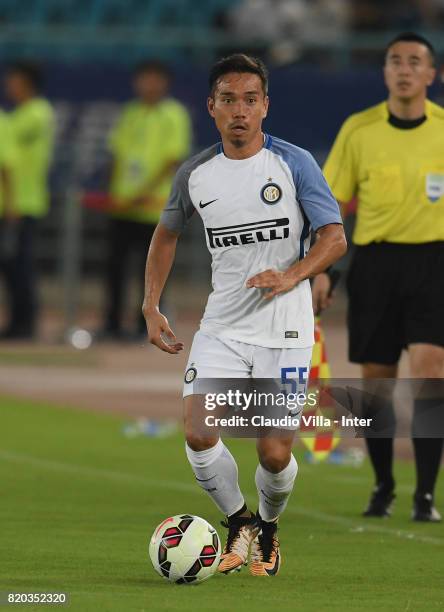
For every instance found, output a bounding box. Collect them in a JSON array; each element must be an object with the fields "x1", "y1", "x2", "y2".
[
  {"x1": 385, "y1": 32, "x2": 436, "y2": 65},
  {"x1": 133, "y1": 59, "x2": 172, "y2": 80},
  {"x1": 6, "y1": 61, "x2": 43, "y2": 91},
  {"x1": 209, "y1": 54, "x2": 268, "y2": 97}
]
